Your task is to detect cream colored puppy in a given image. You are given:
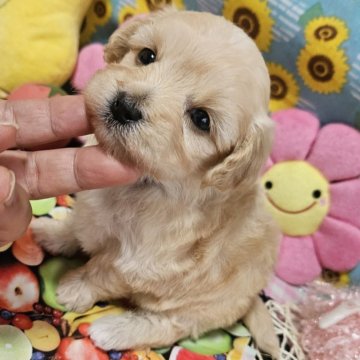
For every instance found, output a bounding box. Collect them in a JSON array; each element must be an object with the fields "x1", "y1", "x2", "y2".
[{"x1": 32, "y1": 10, "x2": 280, "y2": 358}]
